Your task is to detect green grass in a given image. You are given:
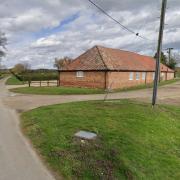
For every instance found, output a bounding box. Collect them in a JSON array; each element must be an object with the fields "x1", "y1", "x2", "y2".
[
  {"x1": 0, "y1": 73, "x2": 9, "y2": 79},
  {"x1": 21, "y1": 100, "x2": 180, "y2": 179},
  {"x1": 10, "y1": 86, "x2": 104, "y2": 95},
  {"x1": 115, "y1": 78, "x2": 180, "y2": 92},
  {"x1": 10, "y1": 78, "x2": 180, "y2": 95},
  {"x1": 6, "y1": 76, "x2": 24, "y2": 85}
]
